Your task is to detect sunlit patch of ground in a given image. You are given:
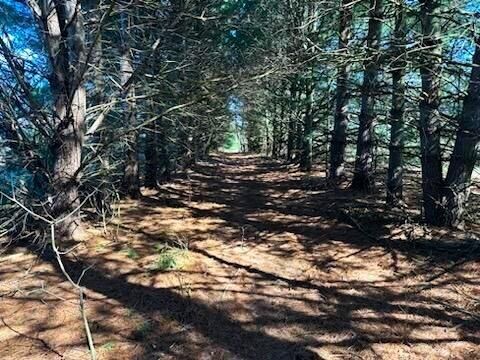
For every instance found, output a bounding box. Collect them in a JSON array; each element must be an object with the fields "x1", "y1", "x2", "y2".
[{"x1": 0, "y1": 154, "x2": 479, "y2": 359}]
